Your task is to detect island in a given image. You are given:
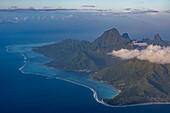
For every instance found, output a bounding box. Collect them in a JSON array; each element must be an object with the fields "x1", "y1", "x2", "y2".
[{"x1": 32, "y1": 28, "x2": 170, "y2": 106}]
